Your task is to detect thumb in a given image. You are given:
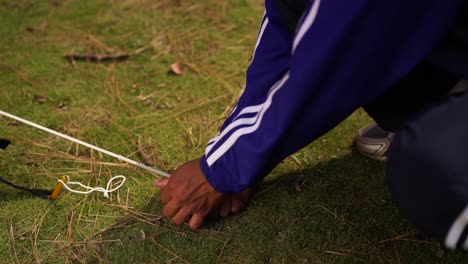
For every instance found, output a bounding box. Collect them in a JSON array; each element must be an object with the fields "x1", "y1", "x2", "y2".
[{"x1": 153, "y1": 177, "x2": 169, "y2": 188}]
